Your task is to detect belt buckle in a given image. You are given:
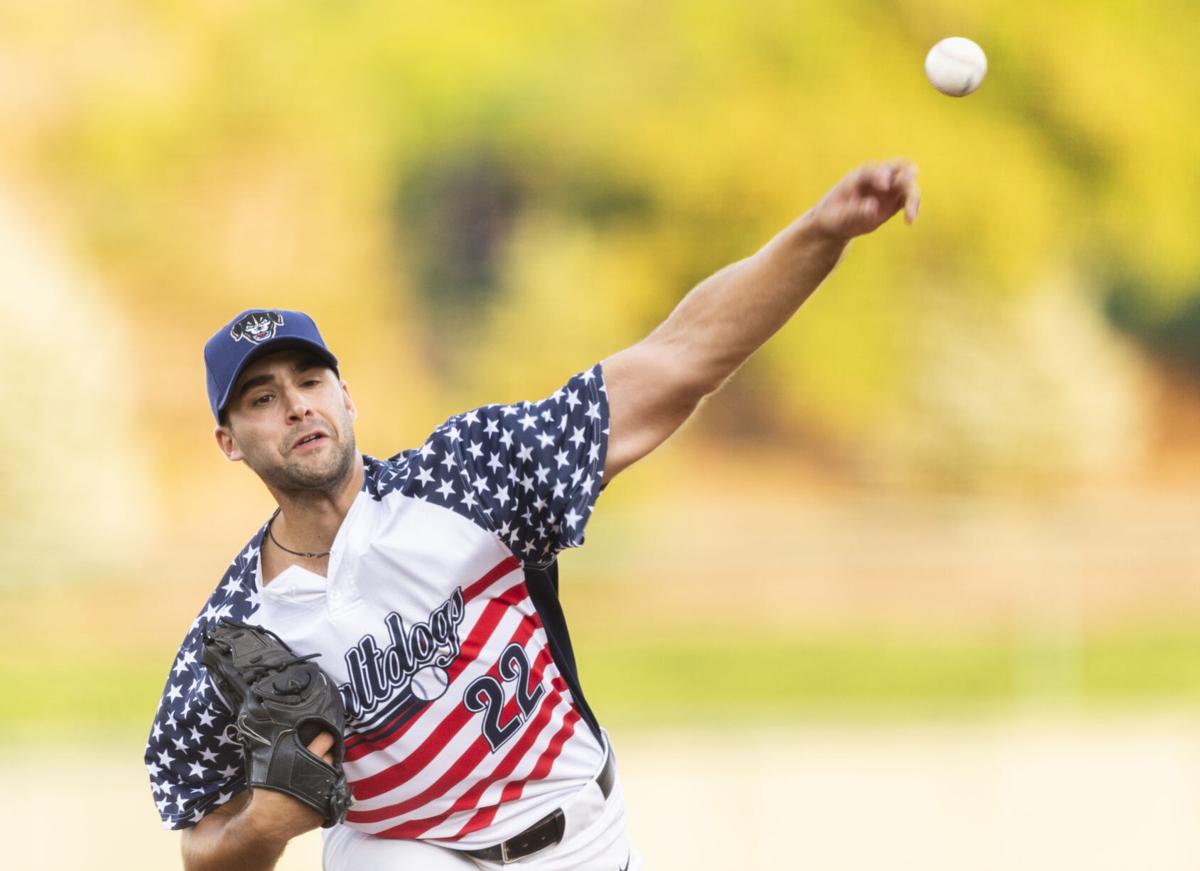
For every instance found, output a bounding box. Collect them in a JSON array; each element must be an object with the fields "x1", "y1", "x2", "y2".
[{"x1": 496, "y1": 807, "x2": 565, "y2": 864}]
